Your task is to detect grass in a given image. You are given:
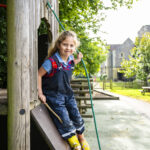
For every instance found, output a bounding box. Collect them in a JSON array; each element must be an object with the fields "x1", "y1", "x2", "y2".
[
  {"x1": 109, "y1": 89, "x2": 150, "y2": 103},
  {"x1": 99, "y1": 81, "x2": 150, "y2": 103}
]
